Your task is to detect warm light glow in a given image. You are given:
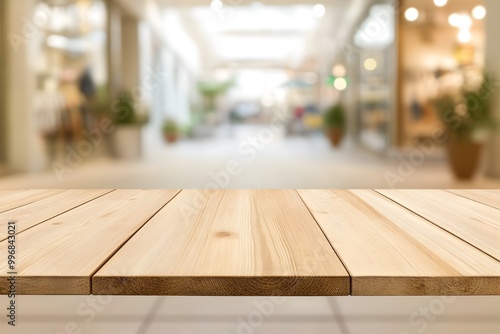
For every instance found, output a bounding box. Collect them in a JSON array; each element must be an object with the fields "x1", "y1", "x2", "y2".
[
  {"x1": 458, "y1": 15, "x2": 472, "y2": 29},
  {"x1": 405, "y1": 7, "x2": 419, "y2": 22},
  {"x1": 472, "y1": 5, "x2": 486, "y2": 20},
  {"x1": 364, "y1": 58, "x2": 378, "y2": 71},
  {"x1": 333, "y1": 77, "x2": 347, "y2": 91},
  {"x1": 433, "y1": 0, "x2": 447, "y2": 7},
  {"x1": 332, "y1": 64, "x2": 346, "y2": 77},
  {"x1": 448, "y1": 13, "x2": 472, "y2": 29},
  {"x1": 458, "y1": 29, "x2": 472, "y2": 43},
  {"x1": 313, "y1": 4, "x2": 326, "y2": 18},
  {"x1": 448, "y1": 13, "x2": 461, "y2": 27}
]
